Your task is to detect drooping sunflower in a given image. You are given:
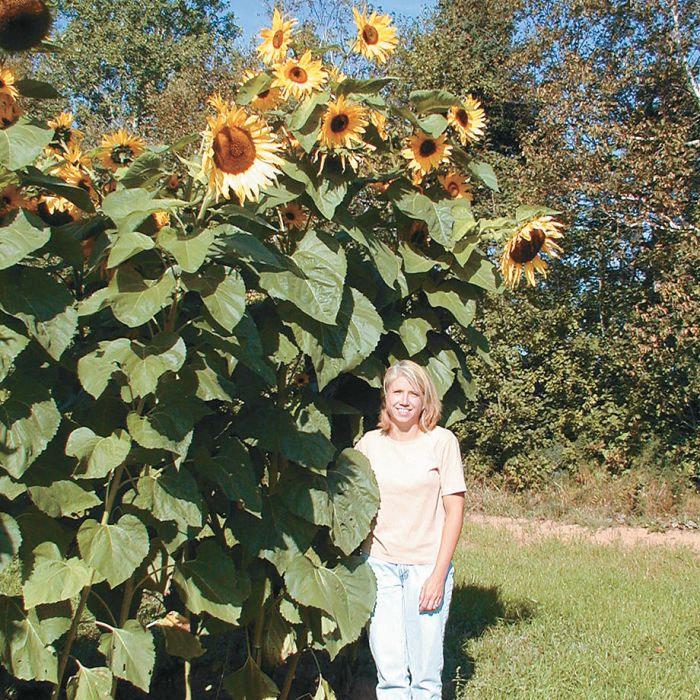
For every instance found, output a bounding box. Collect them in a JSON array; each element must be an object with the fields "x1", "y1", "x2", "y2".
[
  {"x1": 152, "y1": 210, "x2": 170, "y2": 231},
  {"x1": 201, "y1": 105, "x2": 283, "y2": 204},
  {"x1": 61, "y1": 142, "x2": 92, "y2": 169},
  {"x1": 320, "y1": 96, "x2": 368, "y2": 150},
  {"x1": 58, "y1": 163, "x2": 98, "y2": 204},
  {"x1": 352, "y1": 7, "x2": 398, "y2": 64},
  {"x1": 368, "y1": 109, "x2": 387, "y2": 139},
  {"x1": 36, "y1": 194, "x2": 80, "y2": 226},
  {"x1": 240, "y1": 69, "x2": 283, "y2": 112},
  {"x1": 439, "y1": 172, "x2": 473, "y2": 201},
  {"x1": 0, "y1": 92, "x2": 20, "y2": 129},
  {"x1": 0, "y1": 0, "x2": 52, "y2": 52},
  {"x1": 47, "y1": 111, "x2": 82, "y2": 153},
  {"x1": 401, "y1": 131, "x2": 452, "y2": 180},
  {"x1": 257, "y1": 8, "x2": 296, "y2": 66},
  {"x1": 448, "y1": 96, "x2": 486, "y2": 145},
  {"x1": 280, "y1": 203, "x2": 308, "y2": 230},
  {"x1": 0, "y1": 184, "x2": 23, "y2": 220},
  {"x1": 98, "y1": 129, "x2": 145, "y2": 170},
  {"x1": 500, "y1": 215, "x2": 565, "y2": 288},
  {"x1": 271, "y1": 51, "x2": 327, "y2": 100},
  {"x1": 0, "y1": 67, "x2": 18, "y2": 99}
]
